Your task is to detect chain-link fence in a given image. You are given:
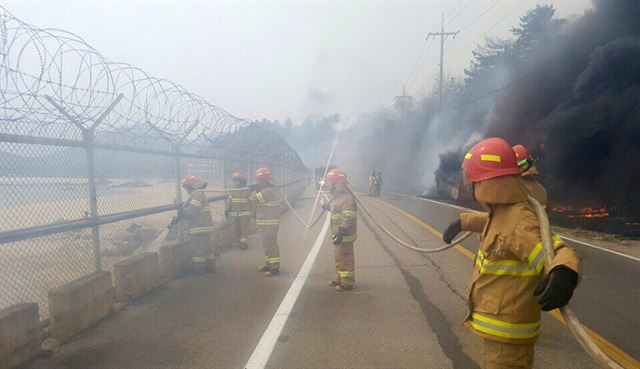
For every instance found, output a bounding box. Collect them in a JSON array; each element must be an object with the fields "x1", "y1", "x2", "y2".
[{"x1": 0, "y1": 7, "x2": 308, "y2": 320}]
